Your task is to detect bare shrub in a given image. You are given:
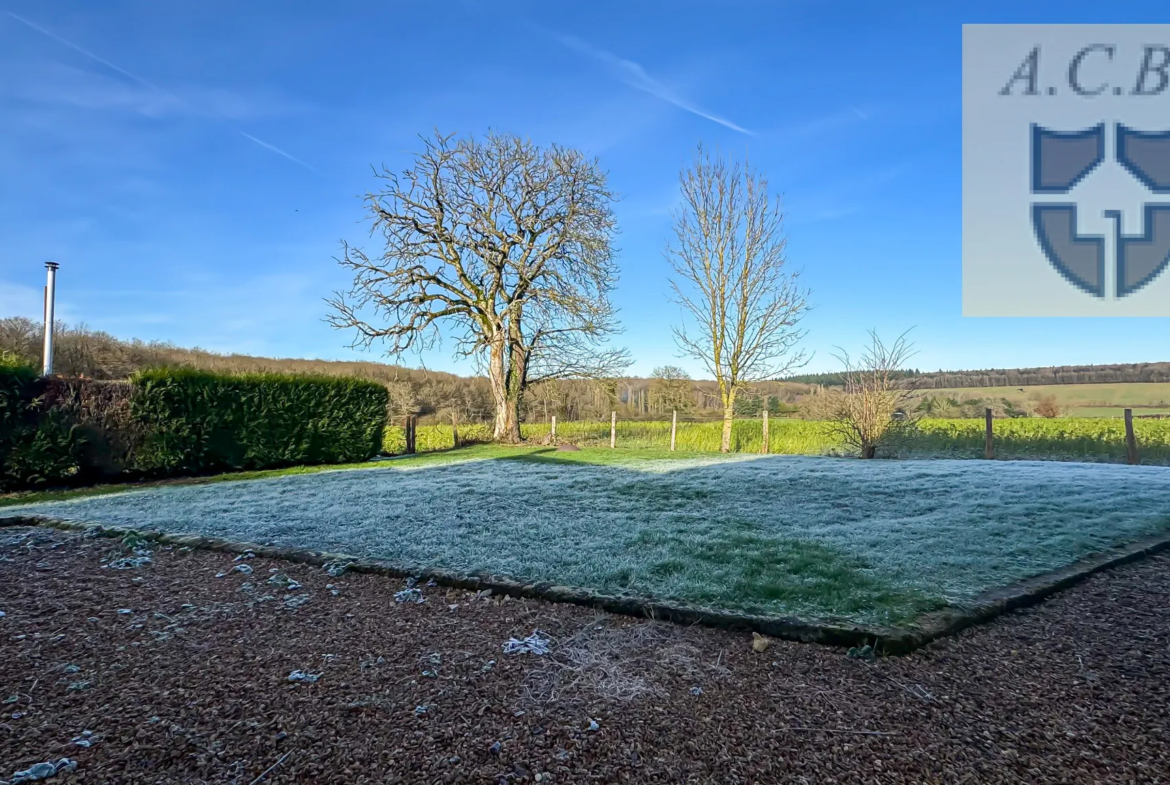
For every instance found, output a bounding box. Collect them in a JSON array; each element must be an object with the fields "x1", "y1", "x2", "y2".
[
  {"x1": 817, "y1": 330, "x2": 919, "y2": 459},
  {"x1": 648, "y1": 365, "x2": 693, "y2": 414},
  {"x1": 1032, "y1": 394, "x2": 1063, "y2": 418}
]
